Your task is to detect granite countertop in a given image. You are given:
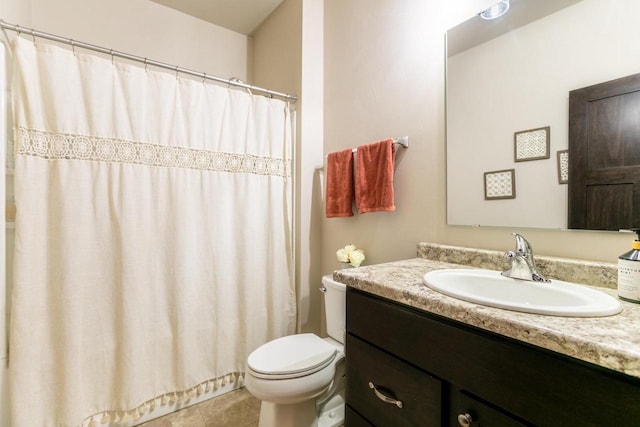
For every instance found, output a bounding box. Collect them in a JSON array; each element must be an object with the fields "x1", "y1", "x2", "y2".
[{"x1": 334, "y1": 257, "x2": 640, "y2": 379}]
